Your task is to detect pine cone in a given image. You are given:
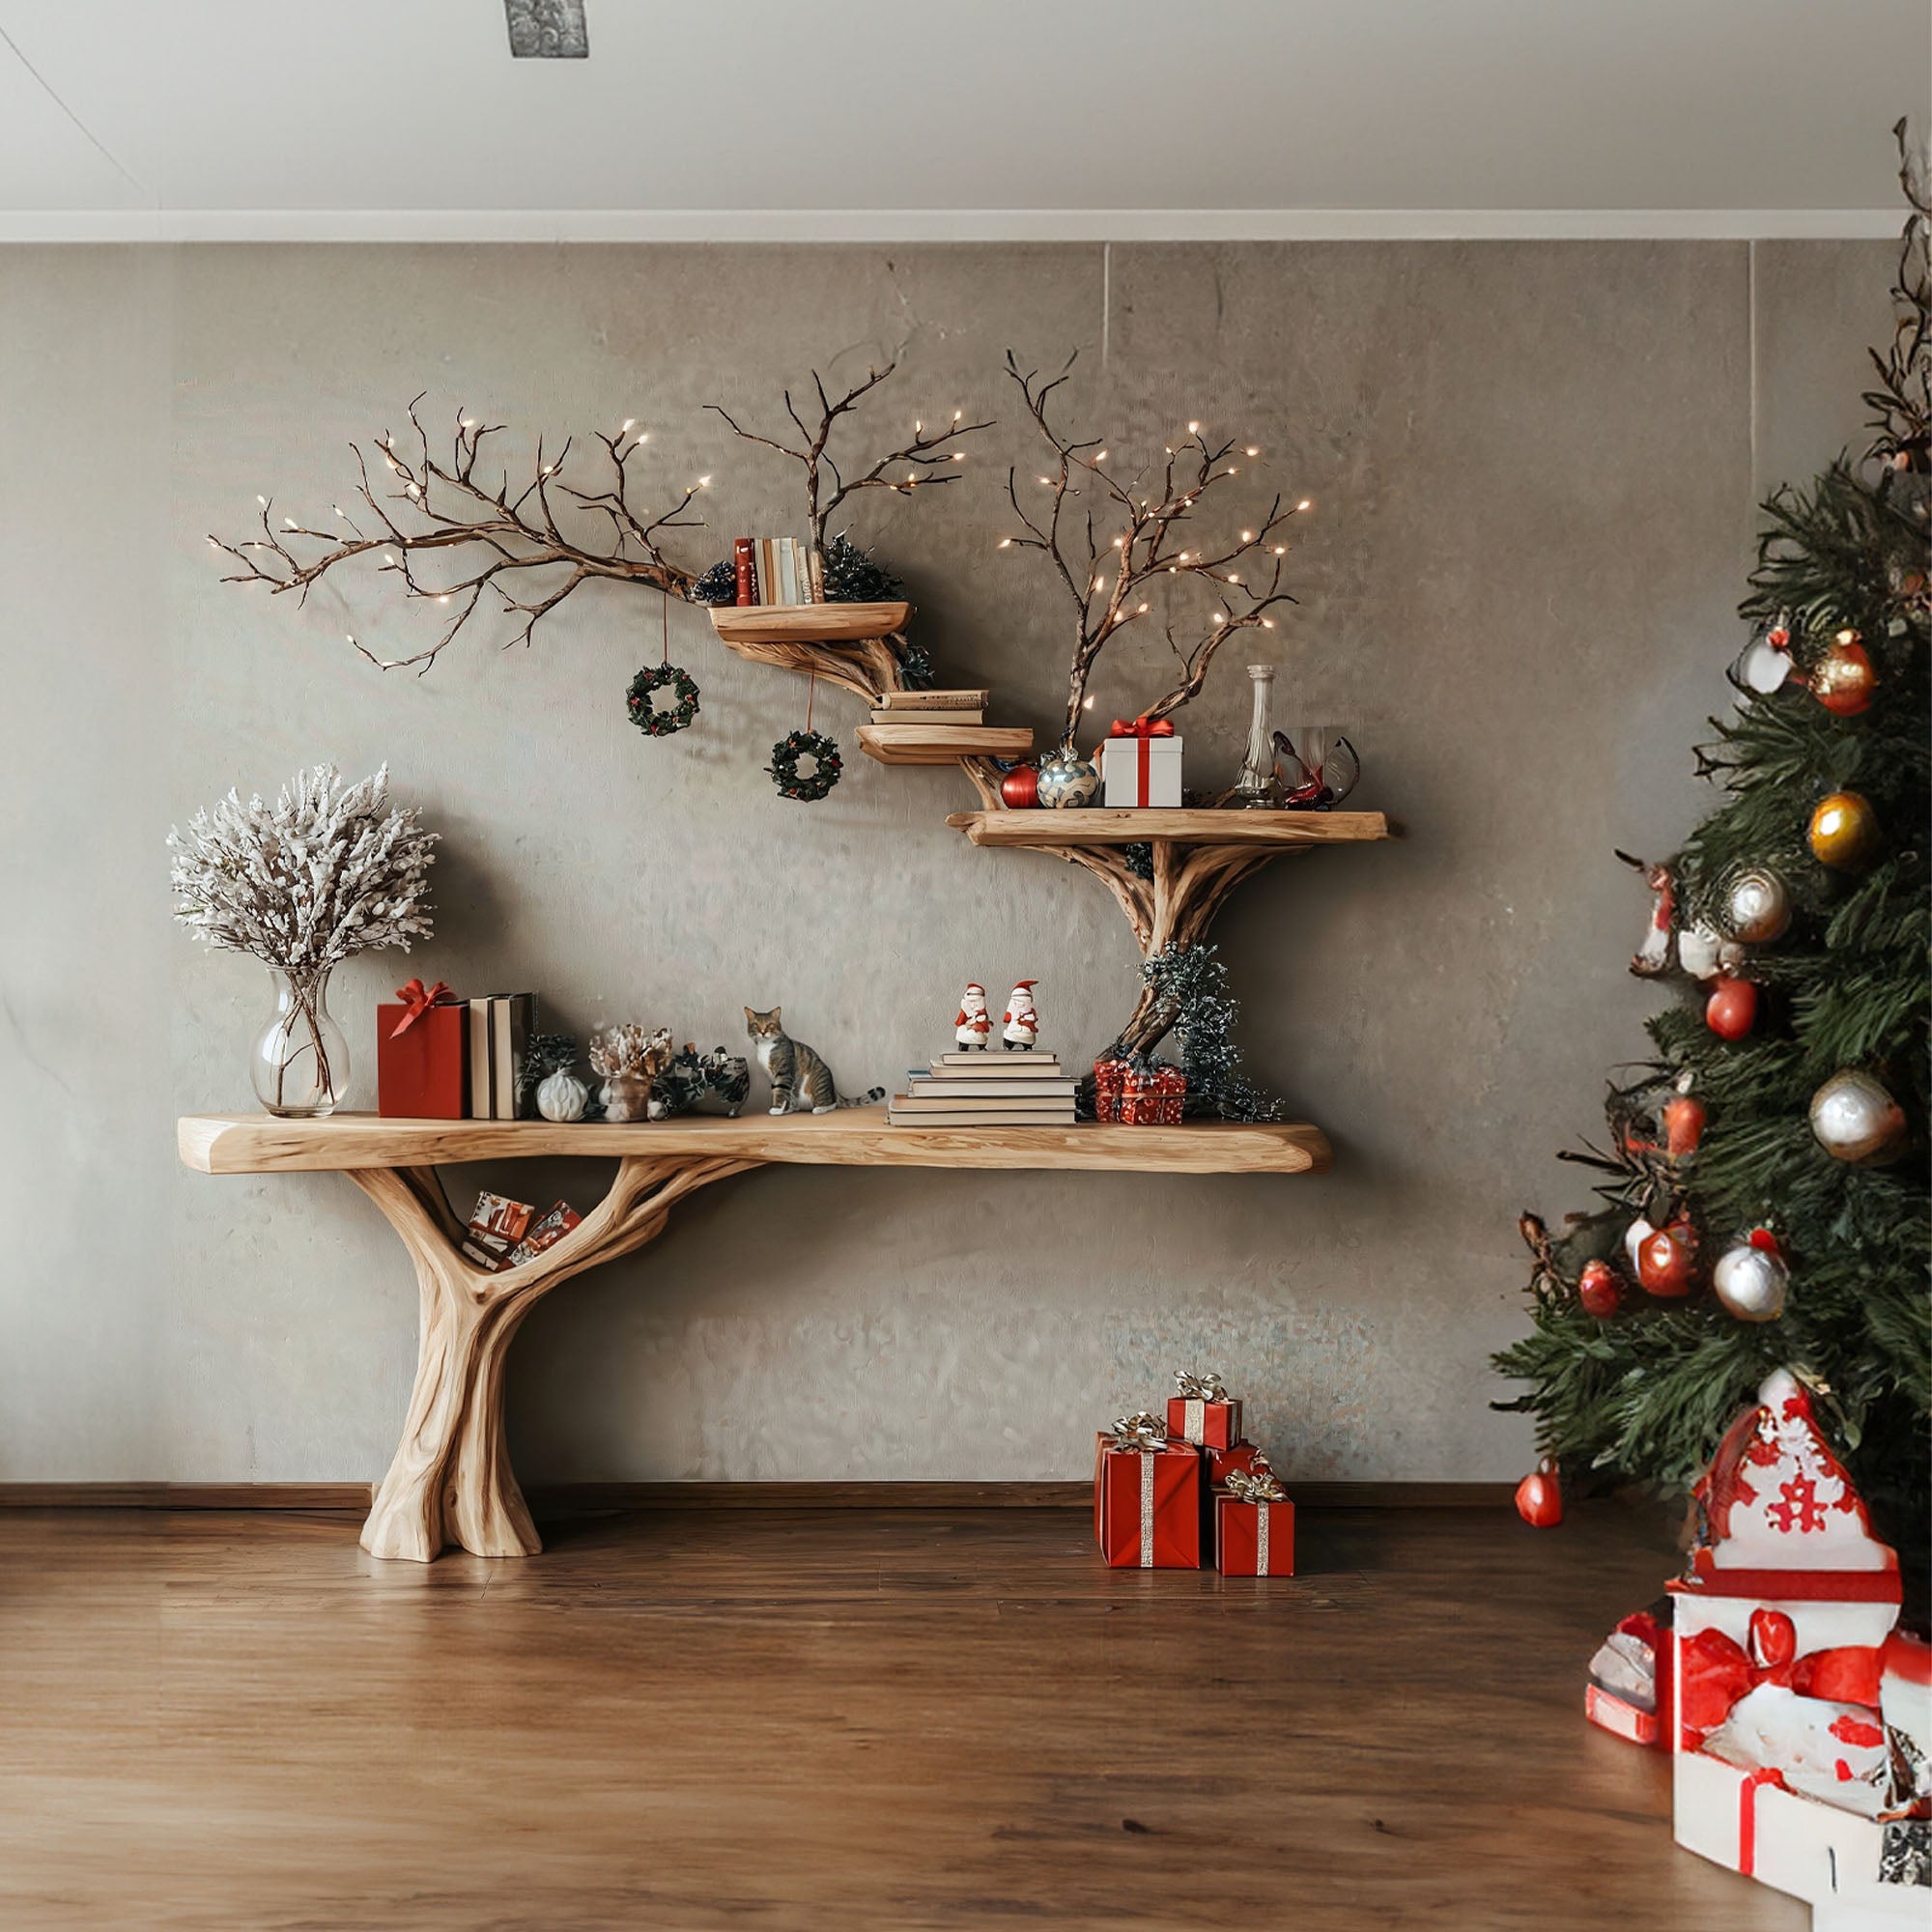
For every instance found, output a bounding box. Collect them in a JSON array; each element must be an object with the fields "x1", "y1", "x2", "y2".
[
  {"x1": 820, "y1": 533, "x2": 904, "y2": 603},
  {"x1": 687, "y1": 558, "x2": 737, "y2": 606}
]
